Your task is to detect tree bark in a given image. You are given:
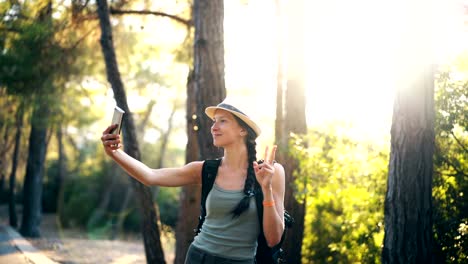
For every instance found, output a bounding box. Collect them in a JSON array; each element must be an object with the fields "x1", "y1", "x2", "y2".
[
  {"x1": 20, "y1": 98, "x2": 50, "y2": 237},
  {"x1": 278, "y1": 1, "x2": 307, "y2": 263},
  {"x1": 175, "y1": 72, "x2": 202, "y2": 264},
  {"x1": 275, "y1": 0, "x2": 285, "y2": 149},
  {"x1": 193, "y1": 0, "x2": 226, "y2": 160},
  {"x1": 157, "y1": 104, "x2": 177, "y2": 168},
  {"x1": 175, "y1": 1, "x2": 226, "y2": 262},
  {"x1": 96, "y1": 0, "x2": 165, "y2": 263},
  {"x1": 382, "y1": 66, "x2": 435, "y2": 264},
  {"x1": 9, "y1": 101, "x2": 24, "y2": 228},
  {"x1": 281, "y1": 80, "x2": 307, "y2": 264},
  {"x1": 56, "y1": 126, "x2": 67, "y2": 192}
]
